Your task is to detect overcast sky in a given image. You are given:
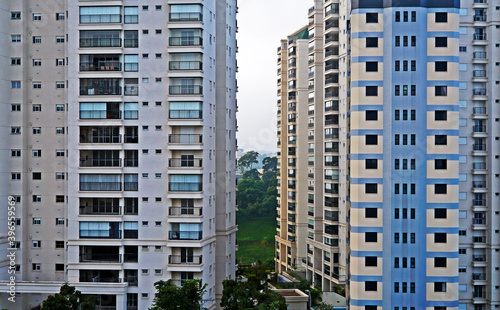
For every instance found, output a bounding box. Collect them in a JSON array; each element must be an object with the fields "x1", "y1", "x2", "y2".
[{"x1": 236, "y1": 0, "x2": 312, "y2": 153}]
